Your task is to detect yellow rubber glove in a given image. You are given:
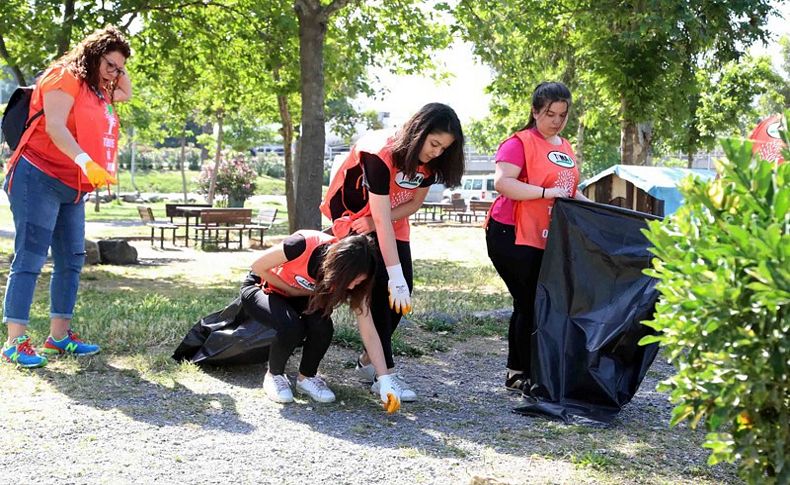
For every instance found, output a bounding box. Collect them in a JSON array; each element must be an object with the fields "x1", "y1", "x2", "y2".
[{"x1": 74, "y1": 153, "x2": 117, "y2": 187}]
